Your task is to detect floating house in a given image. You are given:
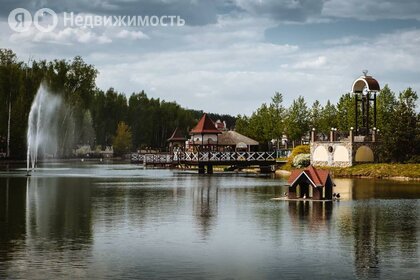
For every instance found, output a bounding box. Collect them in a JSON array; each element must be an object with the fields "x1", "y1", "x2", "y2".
[{"x1": 287, "y1": 166, "x2": 334, "y2": 200}]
